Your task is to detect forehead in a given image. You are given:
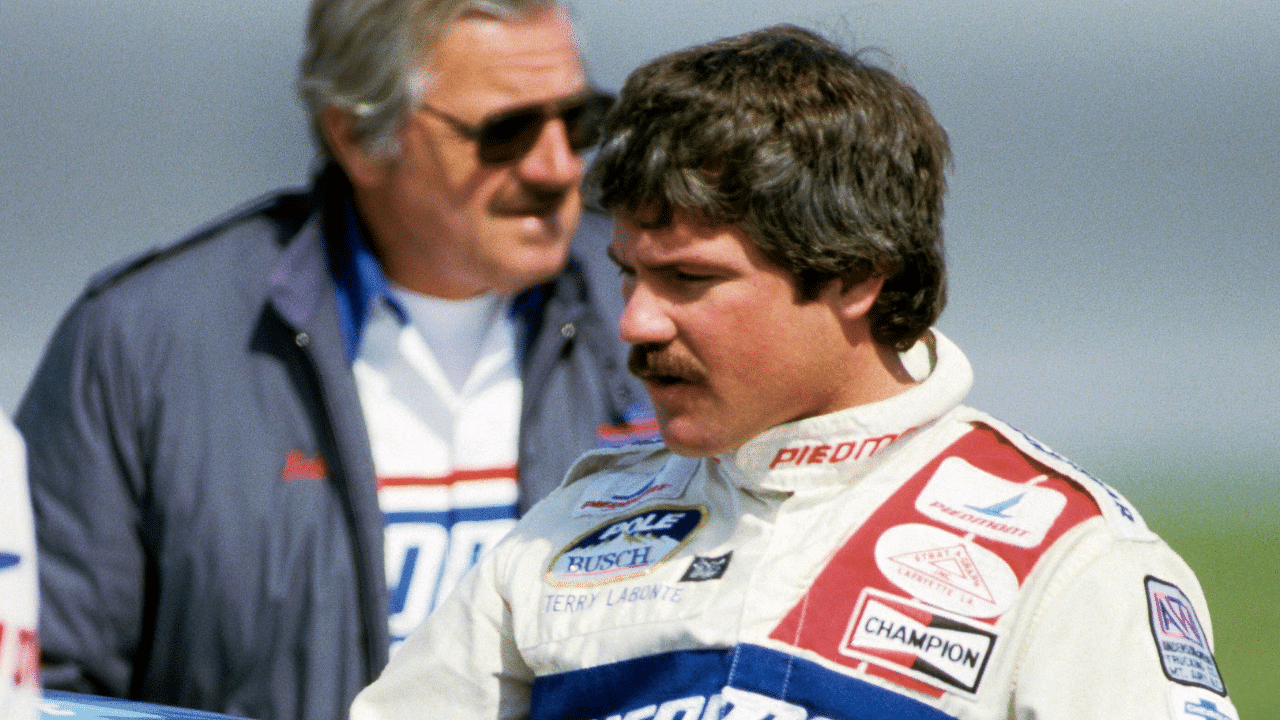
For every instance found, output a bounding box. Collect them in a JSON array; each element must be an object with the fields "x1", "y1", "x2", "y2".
[
  {"x1": 612, "y1": 213, "x2": 766, "y2": 269},
  {"x1": 426, "y1": 7, "x2": 587, "y2": 109}
]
